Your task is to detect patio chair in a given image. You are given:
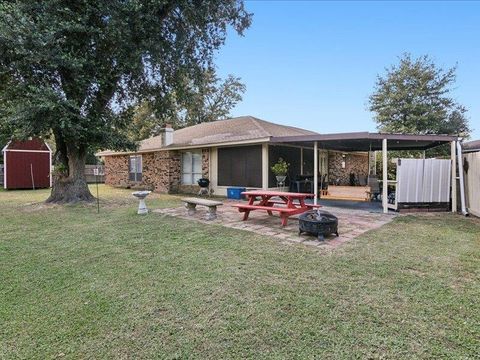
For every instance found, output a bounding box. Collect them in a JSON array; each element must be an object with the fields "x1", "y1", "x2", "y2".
[
  {"x1": 349, "y1": 173, "x2": 357, "y2": 186},
  {"x1": 358, "y1": 175, "x2": 367, "y2": 186},
  {"x1": 367, "y1": 175, "x2": 381, "y2": 201},
  {"x1": 321, "y1": 174, "x2": 328, "y2": 190},
  {"x1": 290, "y1": 174, "x2": 313, "y2": 193}
]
